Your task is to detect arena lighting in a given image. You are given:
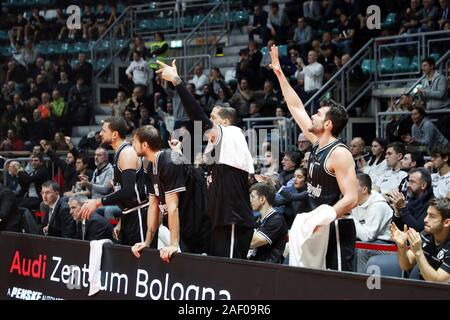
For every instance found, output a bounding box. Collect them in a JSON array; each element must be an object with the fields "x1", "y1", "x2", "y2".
[{"x1": 170, "y1": 40, "x2": 182, "y2": 48}]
